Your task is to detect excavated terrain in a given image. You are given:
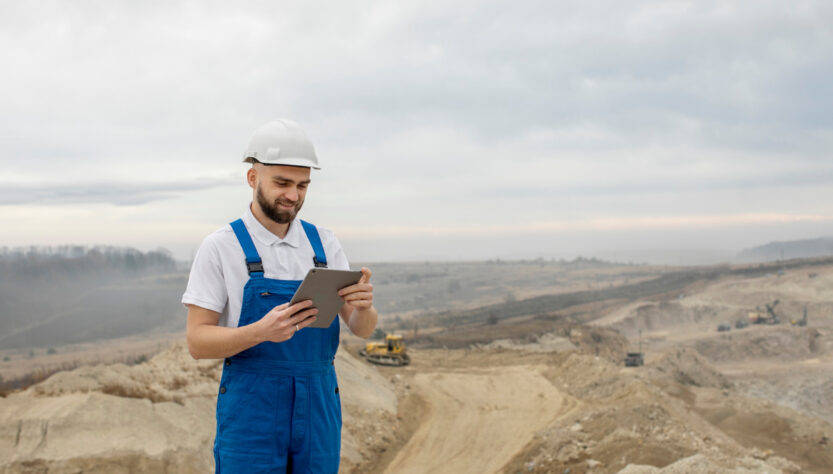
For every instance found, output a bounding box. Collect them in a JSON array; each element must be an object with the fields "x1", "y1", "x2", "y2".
[
  {"x1": 362, "y1": 262, "x2": 833, "y2": 473},
  {"x1": 0, "y1": 343, "x2": 399, "y2": 473},
  {"x1": 359, "y1": 342, "x2": 830, "y2": 473},
  {"x1": 1, "y1": 261, "x2": 832, "y2": 473}
]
